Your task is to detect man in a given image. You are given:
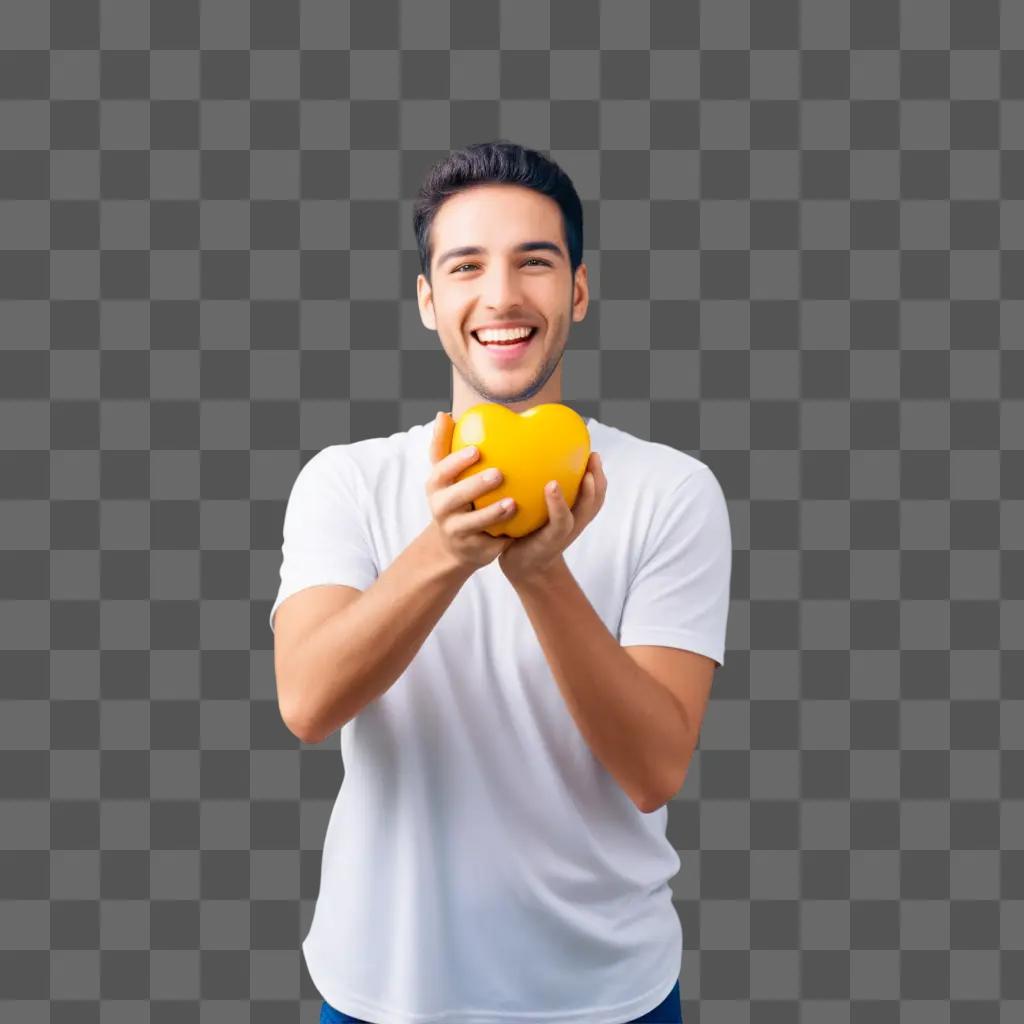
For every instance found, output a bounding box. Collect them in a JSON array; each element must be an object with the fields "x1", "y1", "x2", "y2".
[{"x1": 270, "y1": 140, "x2": 731, "y2": 1024}]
